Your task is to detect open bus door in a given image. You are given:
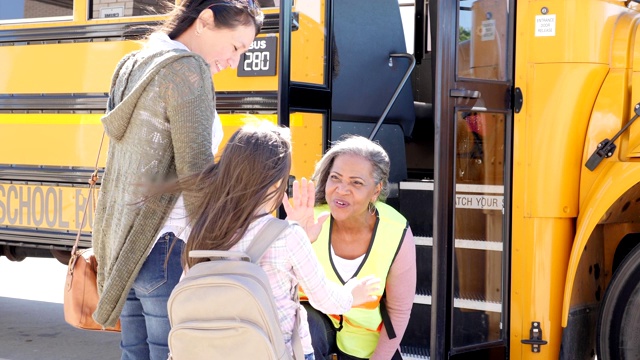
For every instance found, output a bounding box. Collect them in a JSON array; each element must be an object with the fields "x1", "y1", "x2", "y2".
[
  {"x1": 431, "y1": 0, "x2": 514, "y2": 358},
  {"x1": 277, "y1": 0, "x2": 516, "y2": 358}
]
